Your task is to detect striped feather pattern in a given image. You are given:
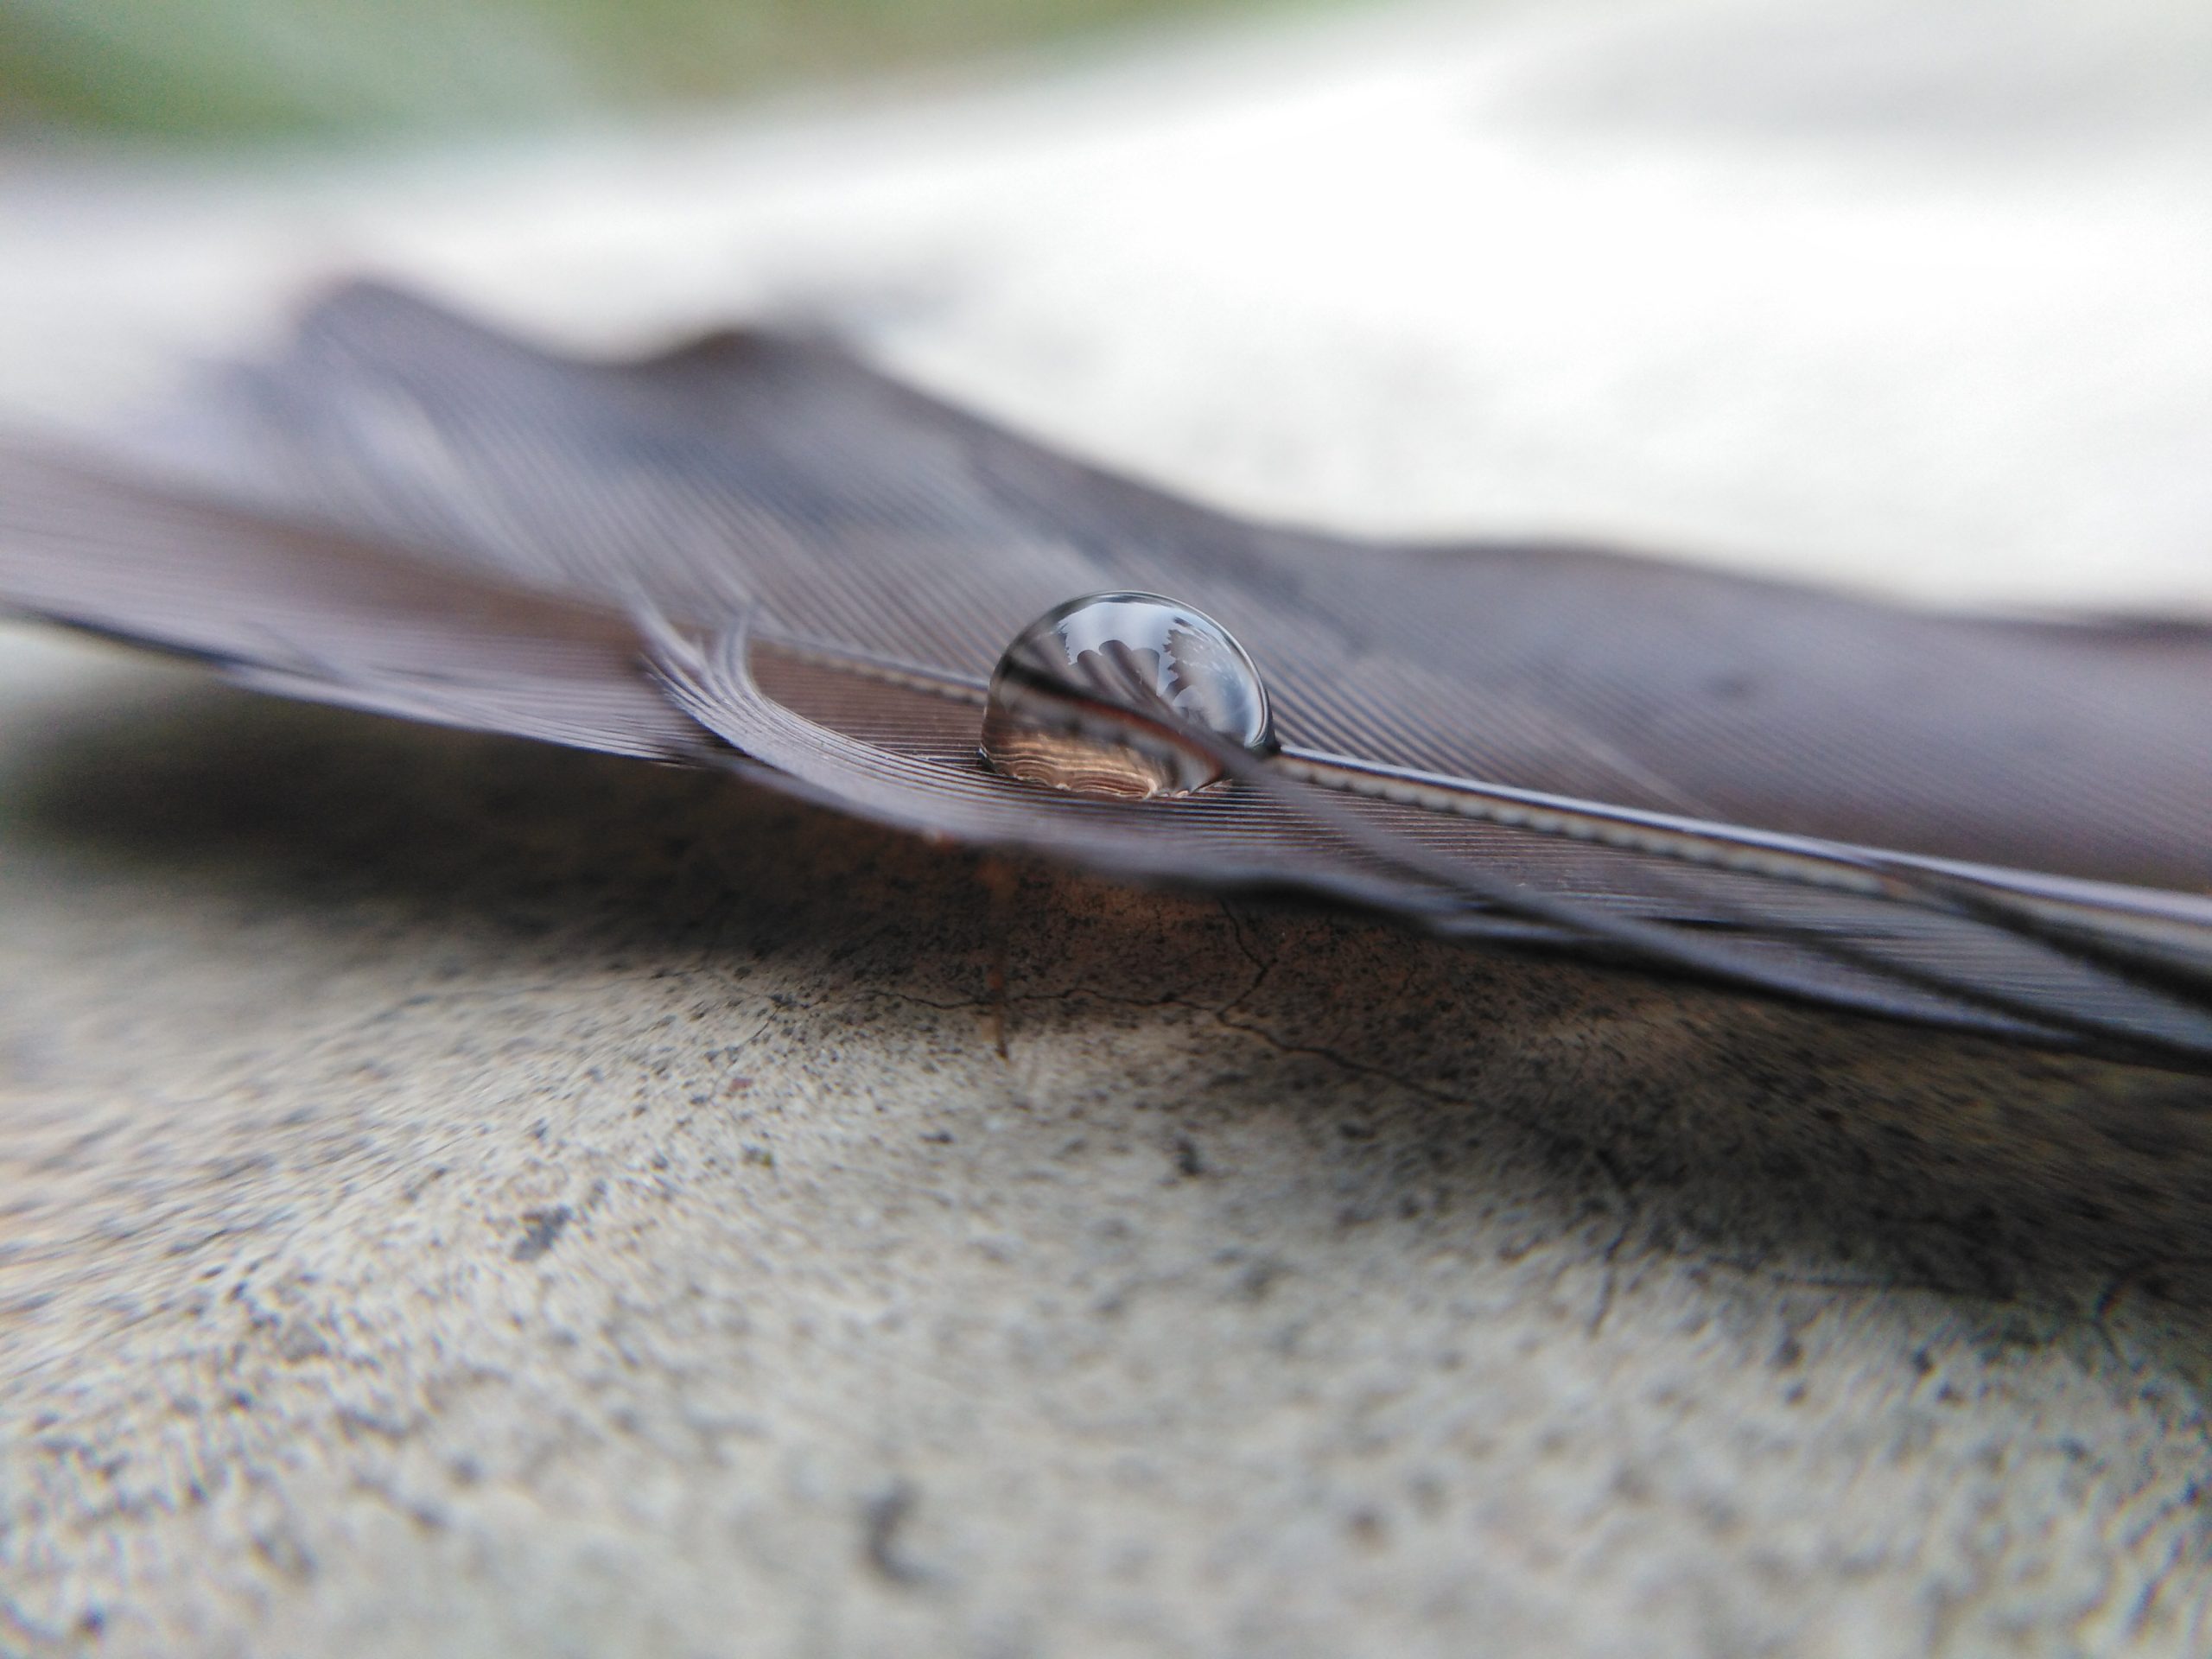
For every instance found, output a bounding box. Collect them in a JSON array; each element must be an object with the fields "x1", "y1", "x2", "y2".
[{"x1": 3, "y1": 280, "x2": 2209, "y2": 1071}]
